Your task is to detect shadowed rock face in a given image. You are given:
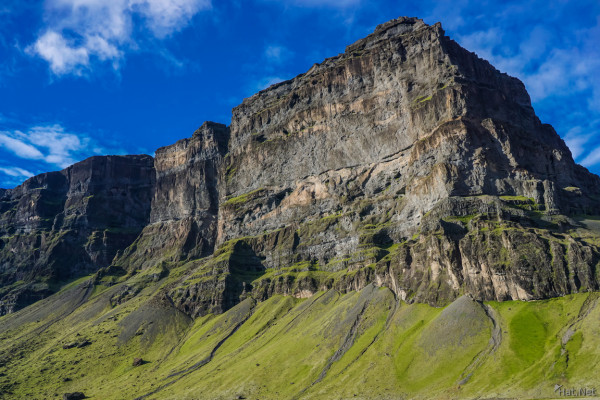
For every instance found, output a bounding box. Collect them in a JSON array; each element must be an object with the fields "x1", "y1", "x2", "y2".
[
  {"x1": 2, "y1": 17, "x2": 600, "y2": 317},
  {"x1": 0, "y1": 155, "x2": 155, "y2": 314},
  {"x1": 113, "y1": 121, "x2": 229, "y2": 272}
]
